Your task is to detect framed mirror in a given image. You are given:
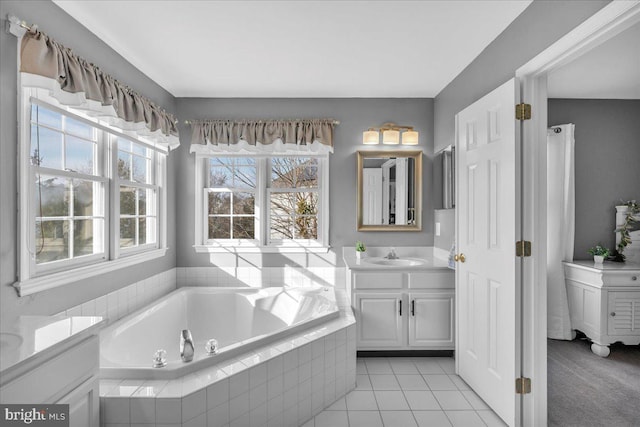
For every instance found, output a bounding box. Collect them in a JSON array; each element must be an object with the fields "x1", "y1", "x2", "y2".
[{"x1": 357, "y1": 150, "x2": 422, "y2": 231}]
